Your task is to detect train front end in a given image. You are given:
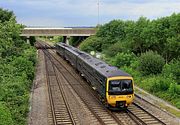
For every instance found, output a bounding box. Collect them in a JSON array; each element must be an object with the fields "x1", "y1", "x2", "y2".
[{"x1": 106, "y1": 76, "x2": 134, "y2": 108}]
